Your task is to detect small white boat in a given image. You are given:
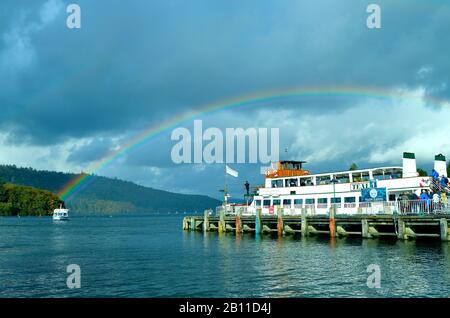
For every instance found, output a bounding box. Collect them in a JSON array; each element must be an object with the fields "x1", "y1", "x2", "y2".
[{"x1": 53, "y1": 205, "x2": 69, "y2": 221}]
